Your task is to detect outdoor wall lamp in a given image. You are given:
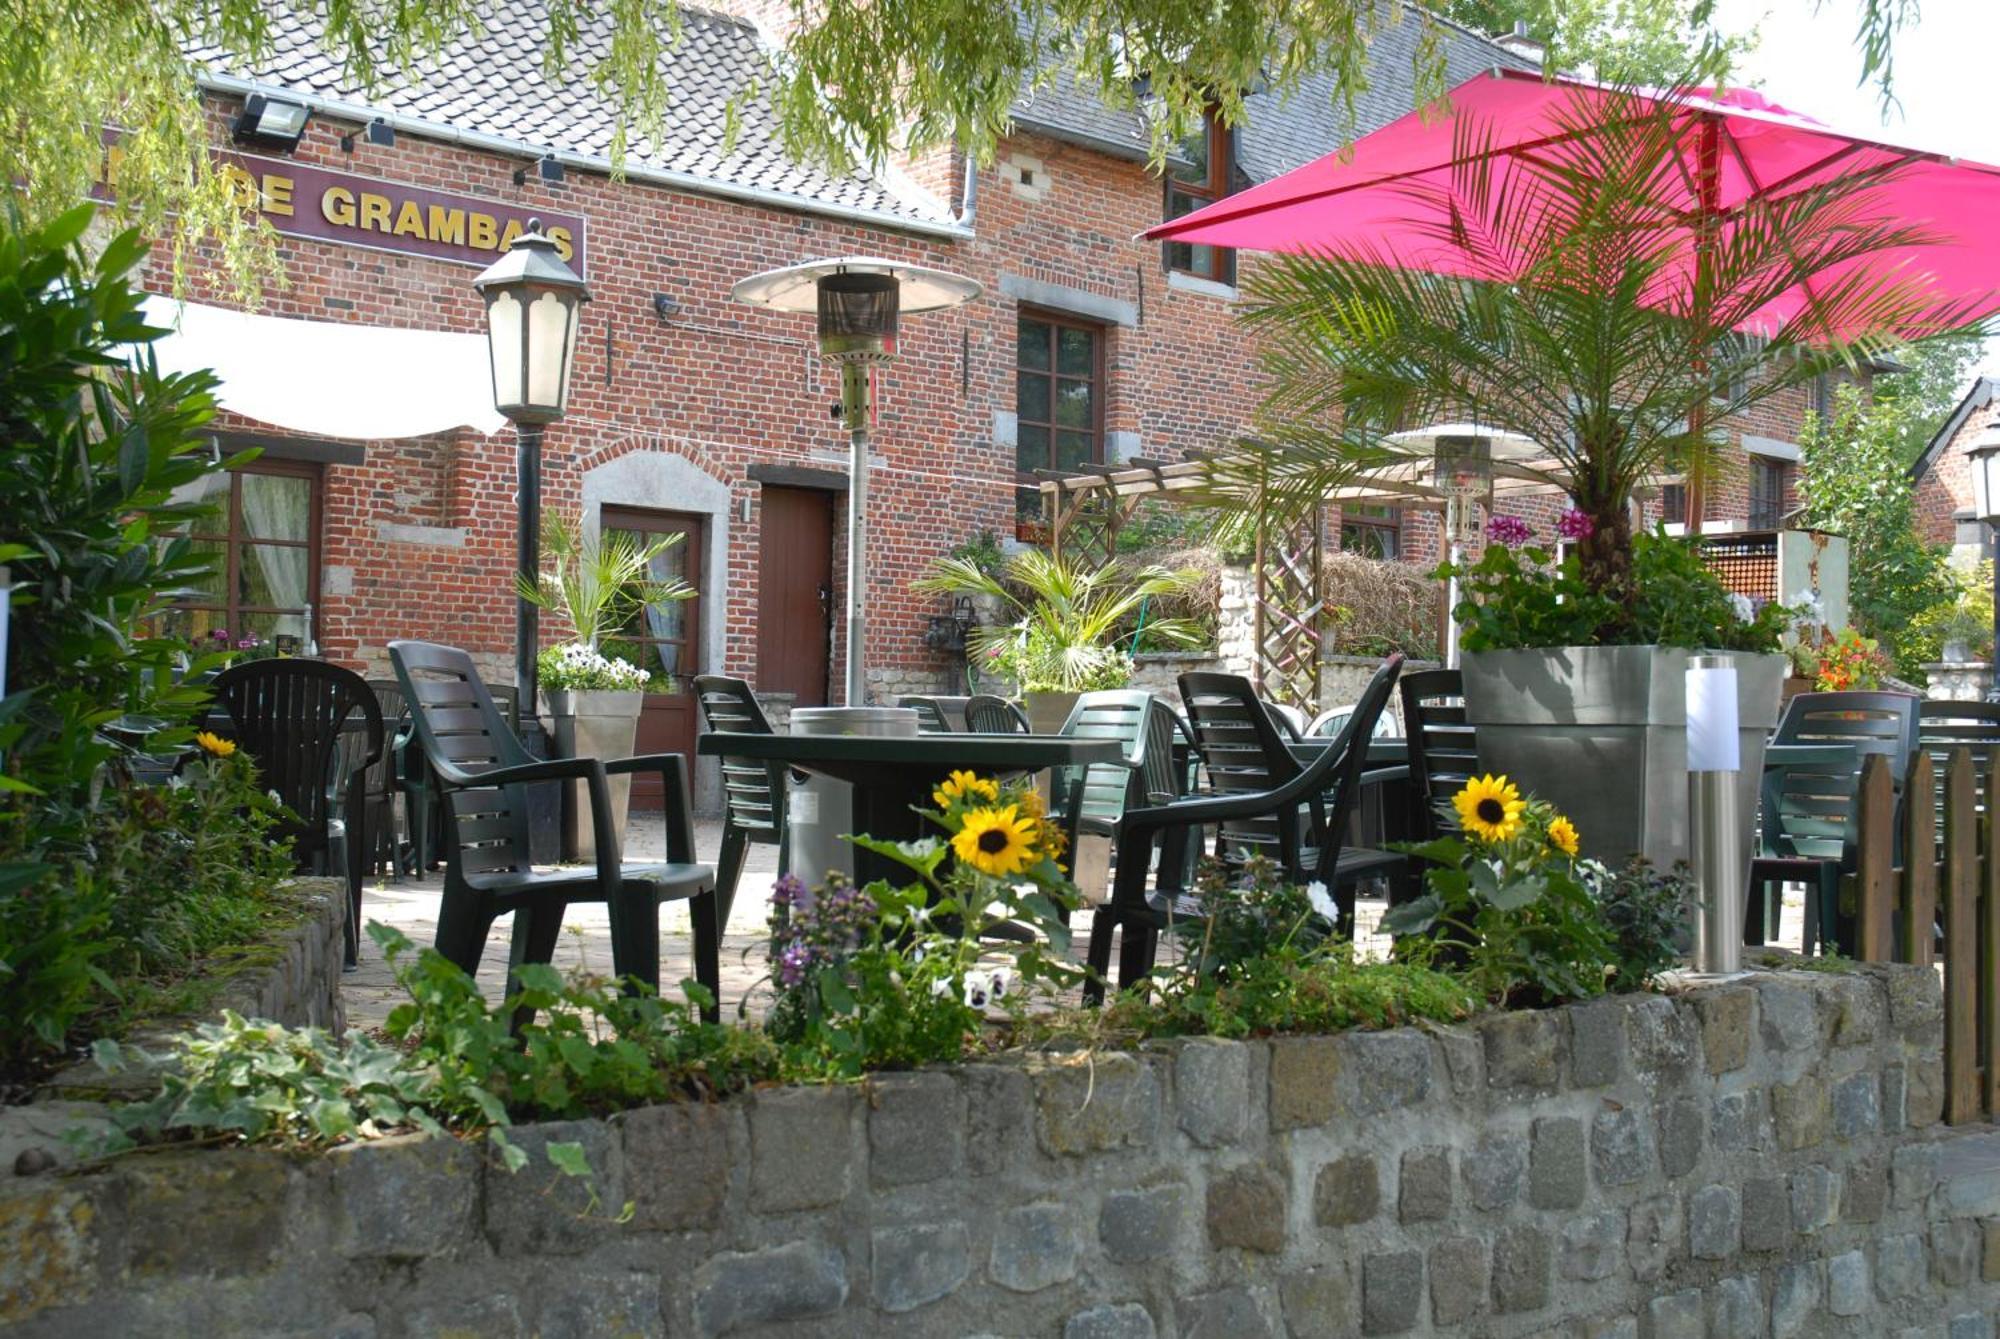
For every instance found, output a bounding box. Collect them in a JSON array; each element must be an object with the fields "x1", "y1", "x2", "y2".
[
  {"x1": 339, "y1": 118, "x2": 395, "y2": 152},
  {"x1": 651, "y1": 293, "x2": 680, "y2": 323},
  {"x1": 924, "y1": 596, "x2": 977, "y2": 655},
  {"x1": 515, "y1": 154, "x2": 564, "y2": 186},
  {"x1": 1966, "y1": 407, "x2": 2000, "y2": 697},
  {"x1": 232, "y1": 94, "x2": 311, "y2": 152}
]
